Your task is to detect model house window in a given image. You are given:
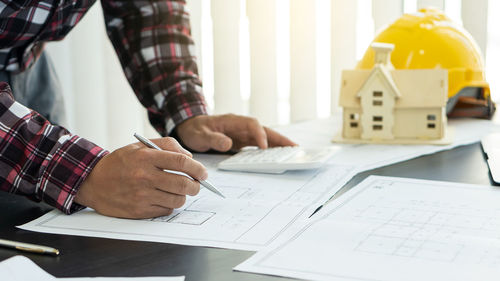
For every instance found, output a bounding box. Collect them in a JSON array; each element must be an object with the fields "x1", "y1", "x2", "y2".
[
  {"x1": 427, "y1": 114, "x2": 436, "y2": 121},
  {"x1": 373, "y1": 100, "x2": 383, "y2": 106},
  {"x1": 373, "y1": 116, "x2": 383, "y2": 122},
  {"x1": 428, "y1": 123, "x2": 436, "y2": 129},
  {"x1": 373, "y1": 125, "x2": 383, "y2": 130},
  {"x1": 350, "y1": 122, "x2": 358, "y2": 128},
  {"x1": 350, "y1": 113, "x2": 359, "y2": 120},
  {"x1": 373, "y1": 91, "x2": 383, "y2": 97}
]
